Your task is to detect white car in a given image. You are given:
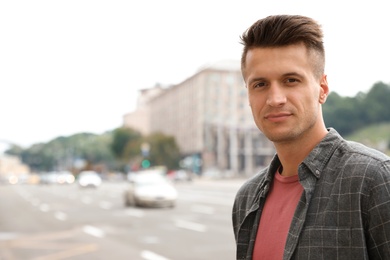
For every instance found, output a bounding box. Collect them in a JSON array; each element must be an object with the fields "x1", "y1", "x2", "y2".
[
  {"x1": 124, "y1": 172, "x2": 177, "y2": 208},
  {"x1": 57, "y1": 171, "x2": 75, "y2": 184},
  {"x1": 77, "y1": 171, "x2": 102, "y2": 188}
]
